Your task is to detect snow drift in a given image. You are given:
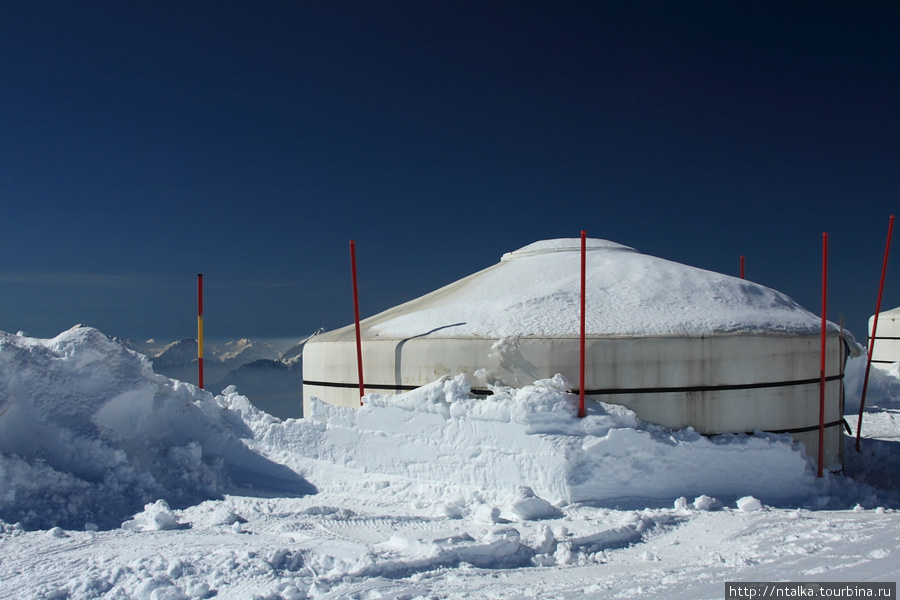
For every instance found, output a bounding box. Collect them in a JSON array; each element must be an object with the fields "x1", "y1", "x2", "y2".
[
  {"x1": 279, "y1": 374, "x2": 819, "y2": 510},
  {"x1": 0, "y1": 326, "x2": 314, "y2": 530}
]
